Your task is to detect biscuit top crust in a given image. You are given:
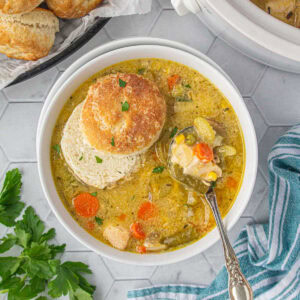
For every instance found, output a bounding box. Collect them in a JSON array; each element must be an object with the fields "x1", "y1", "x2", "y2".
[{"x1": 81, "y1": 73, "x2": 166, "y2": 156}]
